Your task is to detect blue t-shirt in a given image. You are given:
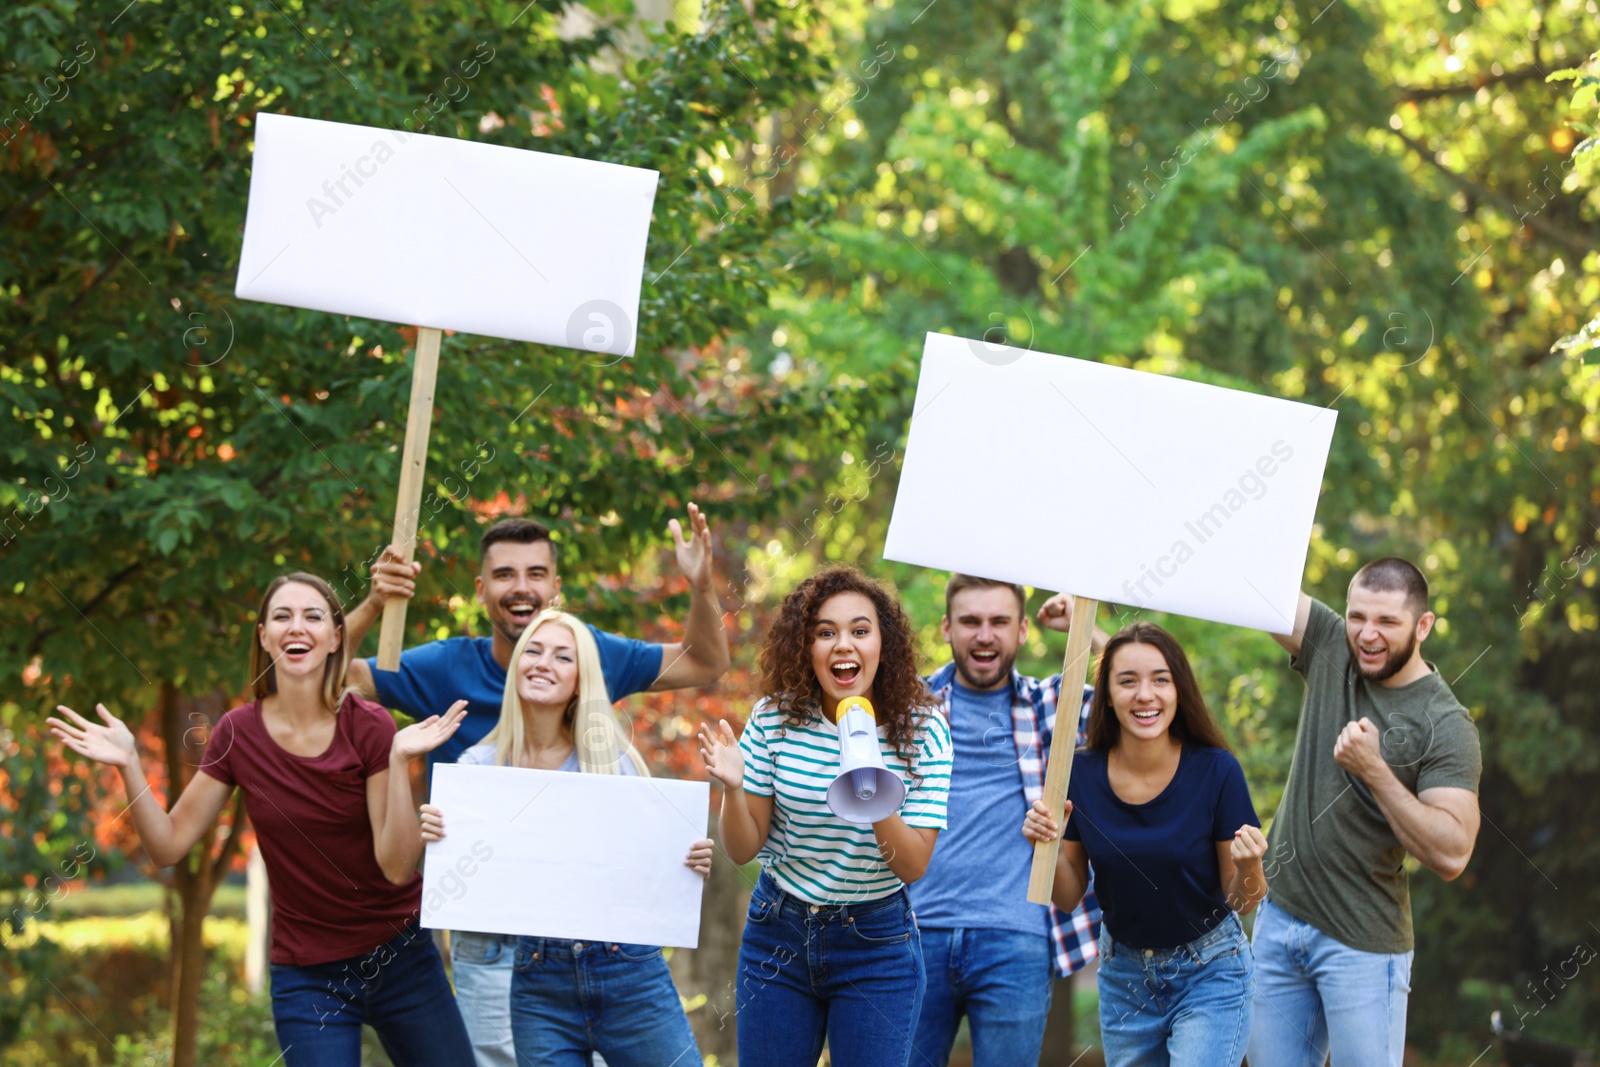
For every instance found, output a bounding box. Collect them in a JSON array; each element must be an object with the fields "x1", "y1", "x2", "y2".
[
  {"x1": 1063, "y1": 745, "x2": 1258, "y2": 950},
  {"x1": 367, "y1": 631, "x2": 662, "y2": 768},
  {"x1": 908, "y1": 680, "x2": 1049, "y2": 937}
]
